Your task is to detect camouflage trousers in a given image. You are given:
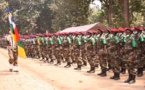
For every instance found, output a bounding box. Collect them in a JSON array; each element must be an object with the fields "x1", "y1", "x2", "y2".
[
  {"x1": 54, "y1": 49, "x2": 63, "y2": 63},
  {"x1": 126, "y1": 62, "x2": 136, "y2": 75},
  {"x1": 82, "y1": 52, "x2": 88, "y2": 64},
  {"x1": 63, "y1": 49, "x2": 72, "y2": 63},
  {"x1": 71, "y1": 51, "x2": 76, "y2": 63},
  {"x1": 110, "y1": 55, "x2": 121, "y2": 73},
  {"x1": 37, "y1": 45, "x2": 42, "y2": 58},
  {"x1": 123, "y1": 56, "x2": 136, "y2": 75},
  {"x1": 98, "y1": 53, "x2": 108, "y2": 70},
  {"x1": 8, "y1": 46, "x2": 18, "y2": 66},
  {"x1": 74, "y1": 50, "x2": 82, "y2": 66},
  {"x1": 87, "y1": 51, "x2": 98, "y2": 68}
]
